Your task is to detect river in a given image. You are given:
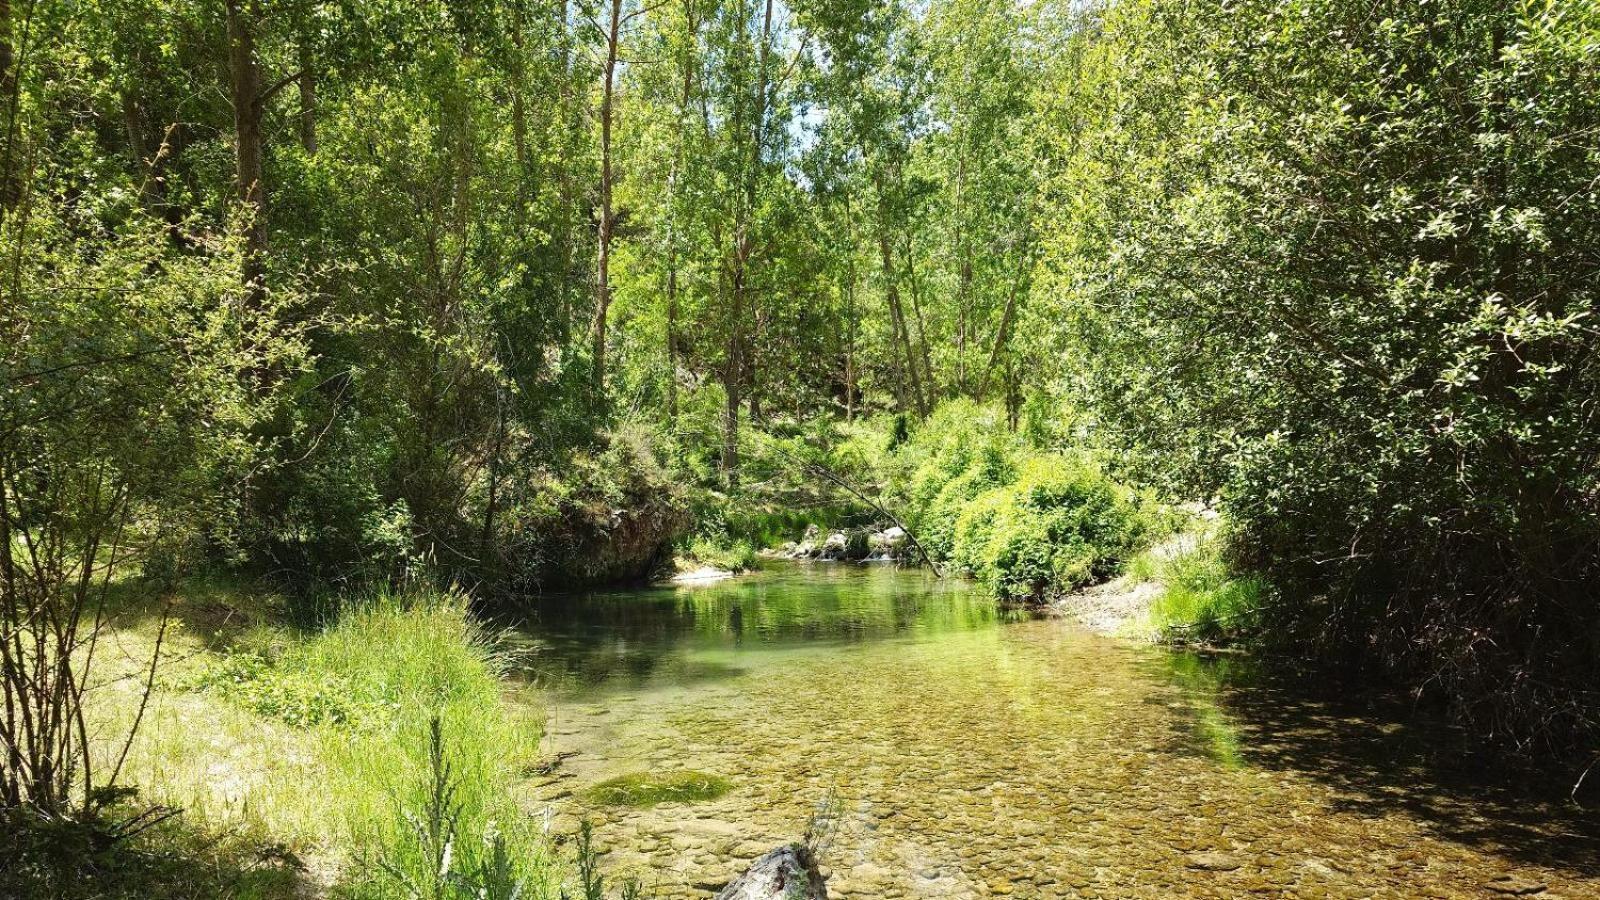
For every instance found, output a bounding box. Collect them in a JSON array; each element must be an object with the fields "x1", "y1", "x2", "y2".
[{"x1": 512, "y1": 562, "x2": 1599, "y2": 898}]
